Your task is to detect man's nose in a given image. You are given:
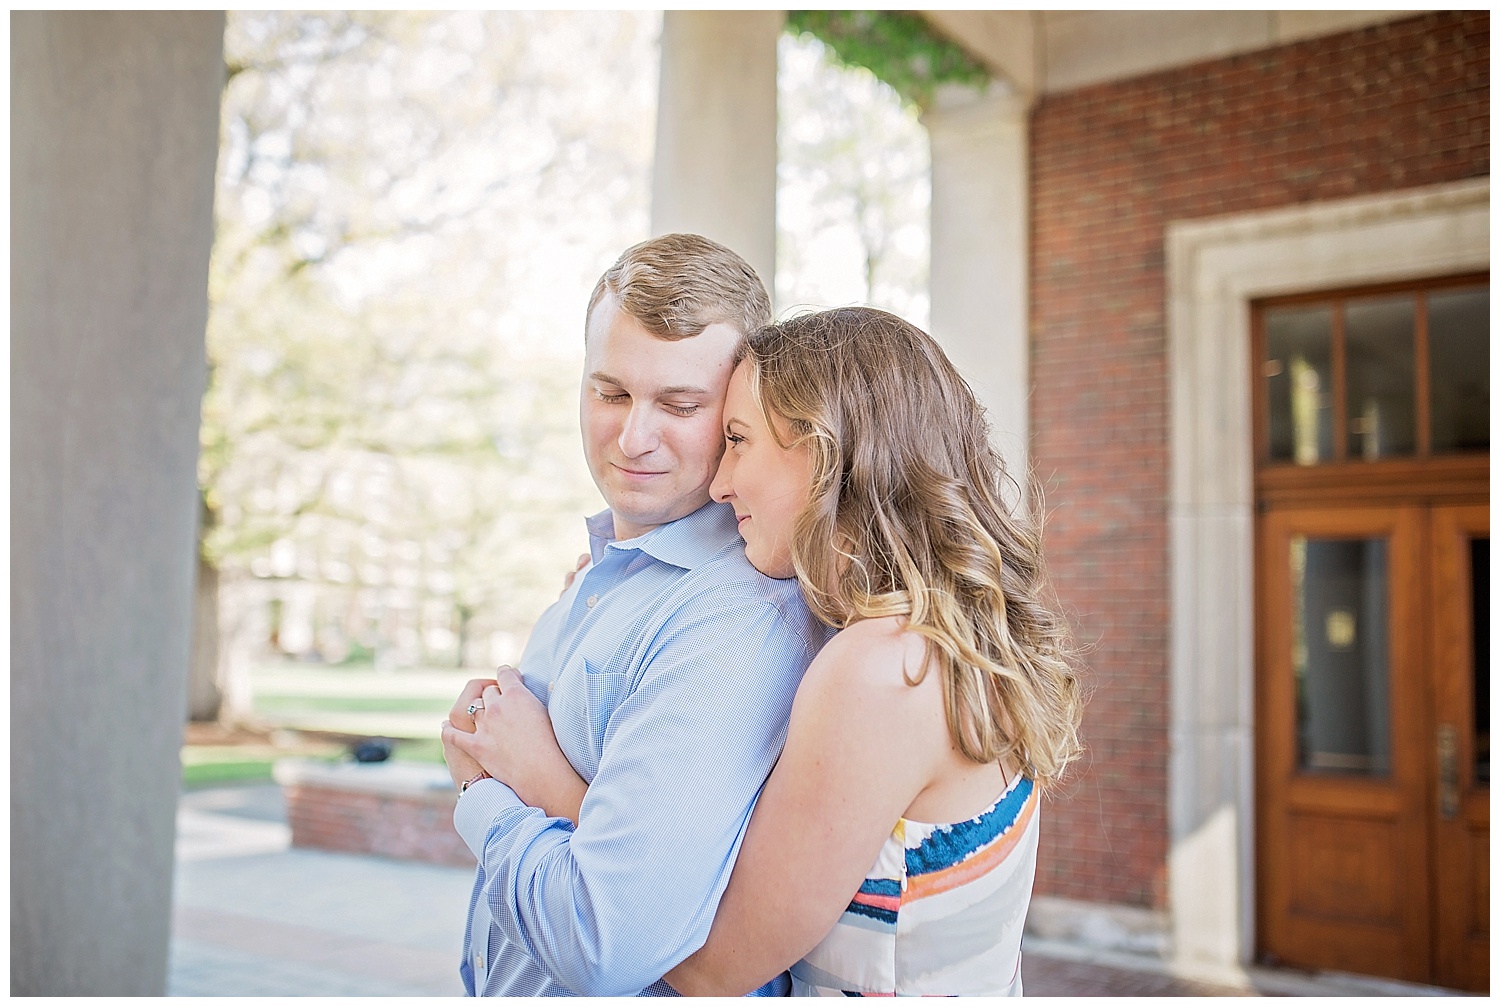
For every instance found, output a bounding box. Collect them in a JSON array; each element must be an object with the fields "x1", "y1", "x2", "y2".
[{"x1": 617, "y1": 403, "x2": 660, "y2": 458}]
